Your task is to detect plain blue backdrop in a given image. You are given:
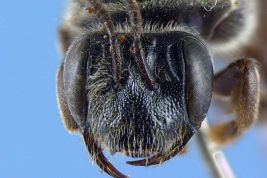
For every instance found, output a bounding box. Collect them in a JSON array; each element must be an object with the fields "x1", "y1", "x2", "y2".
[{"x1": 0, "y1": 0, "x2": 267, "y2": 178}]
